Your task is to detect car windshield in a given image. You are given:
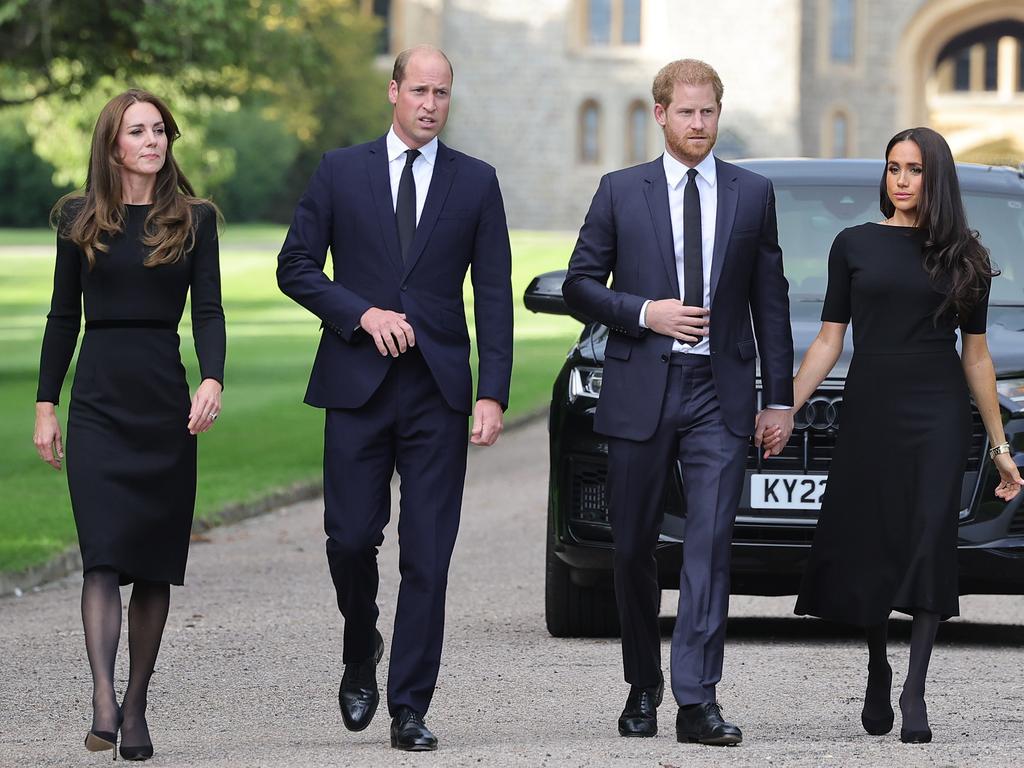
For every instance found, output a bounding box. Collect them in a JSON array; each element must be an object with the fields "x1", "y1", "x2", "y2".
[{"x1": 777, "y1": 184, "x2": 1024, "y2": 305}]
